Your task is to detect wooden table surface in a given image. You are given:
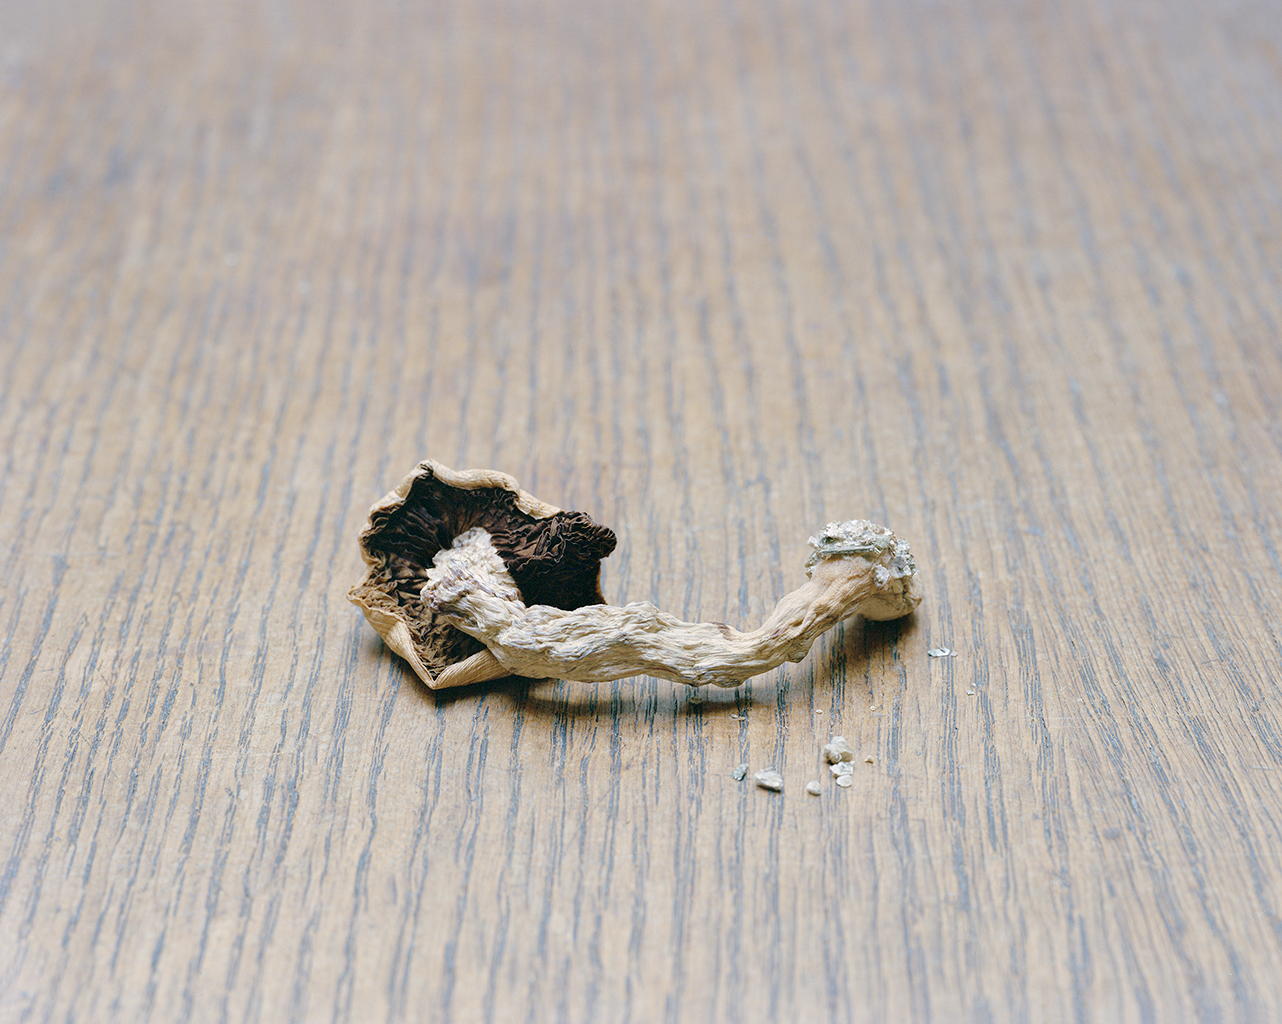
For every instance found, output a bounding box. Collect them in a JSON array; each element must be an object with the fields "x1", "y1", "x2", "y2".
[{"x1": 3, "y1": 0, "x2": 1281, "y2": 1020}]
